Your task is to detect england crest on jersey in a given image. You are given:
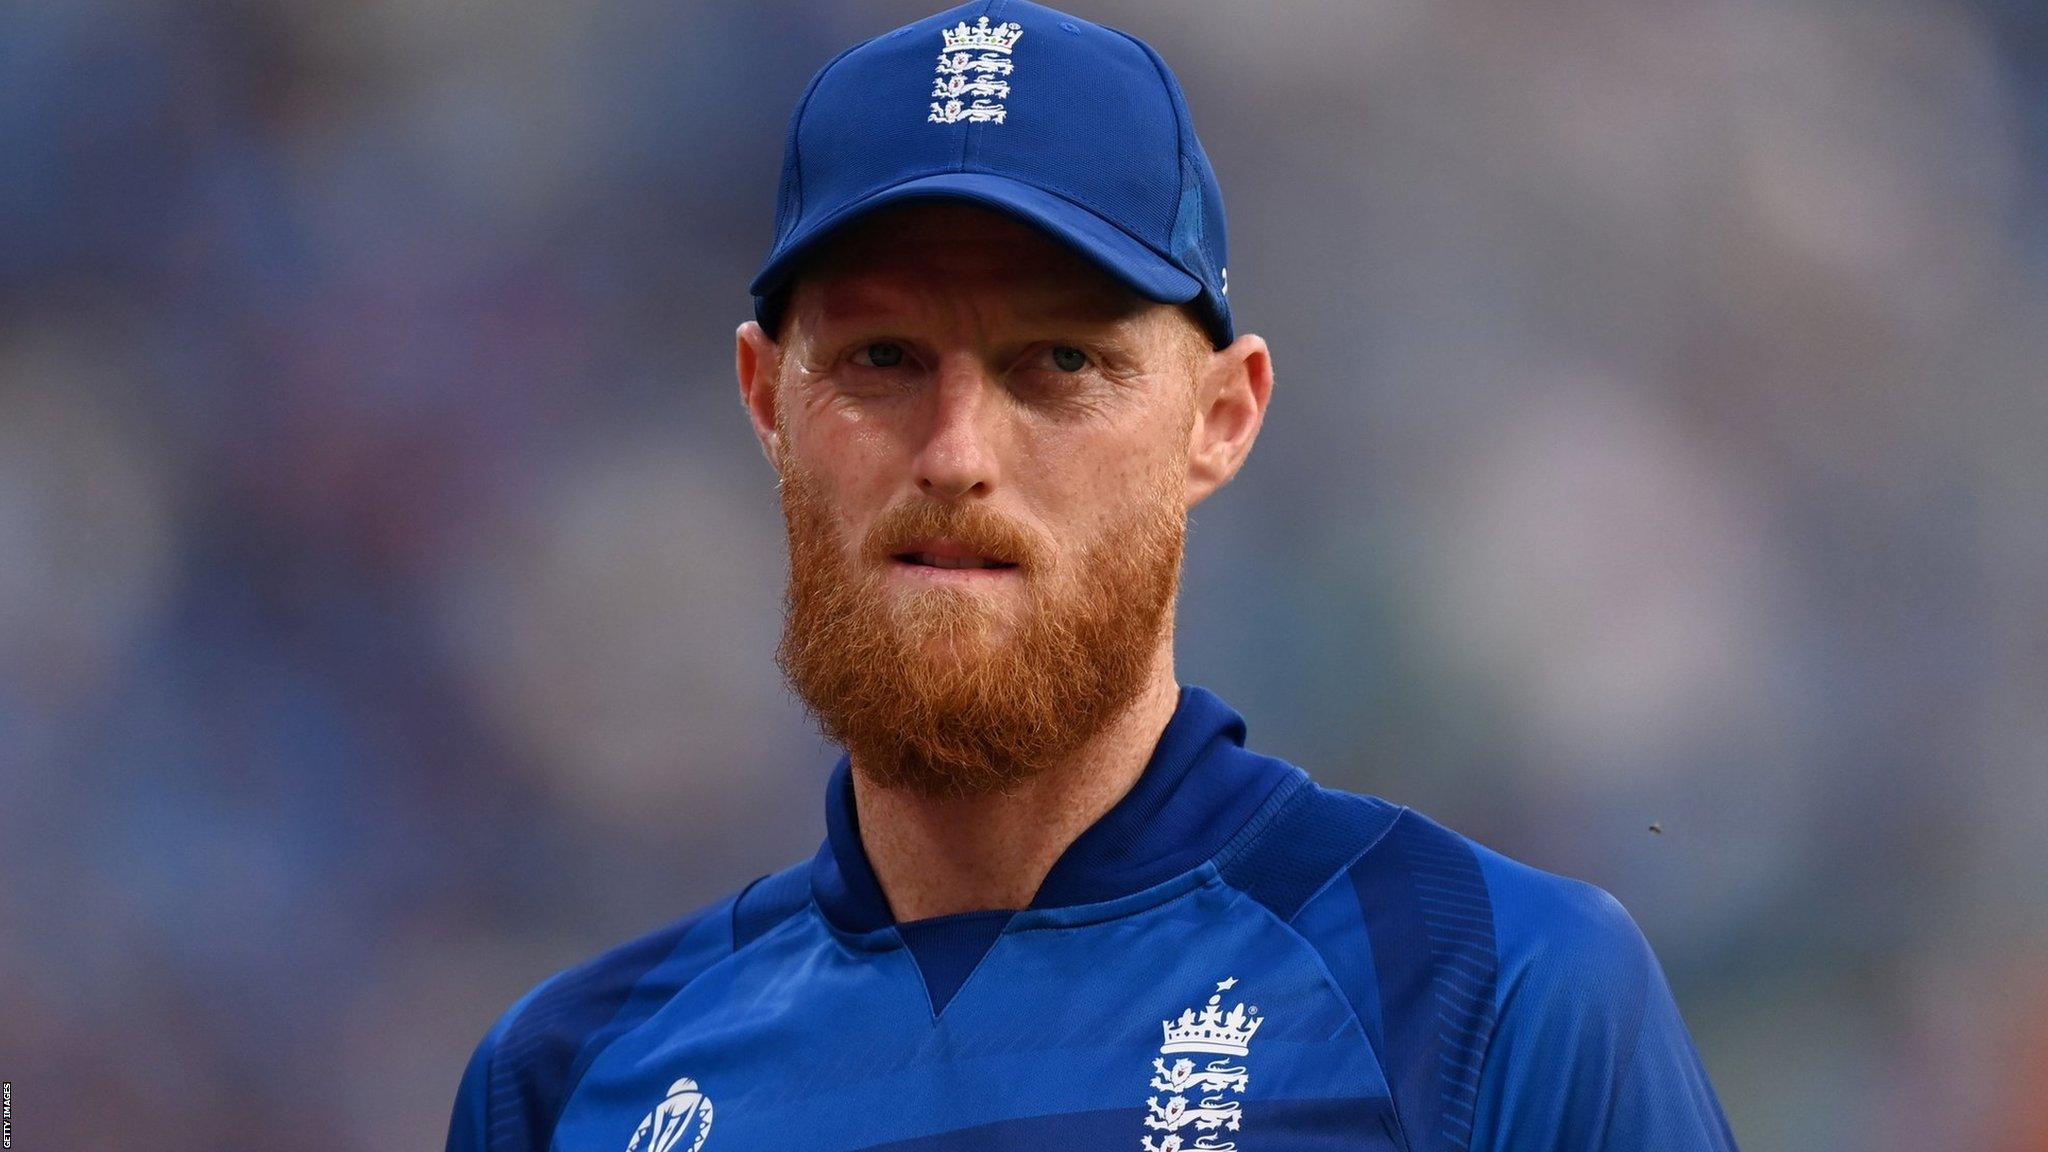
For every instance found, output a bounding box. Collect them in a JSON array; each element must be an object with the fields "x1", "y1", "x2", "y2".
[
  {"x1": 624, "y1": 1077, "x2": 713, "y2": 1152},
  {"x1": 1141, "y1": 976, "x2": 1263, "y2": 1151}
]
